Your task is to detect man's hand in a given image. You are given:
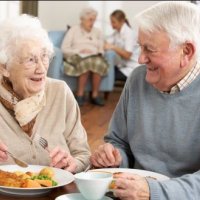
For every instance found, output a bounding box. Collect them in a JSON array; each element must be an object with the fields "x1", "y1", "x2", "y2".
[
  {"x1": 90, "y1": 143, "x2": 122, "y2": 168},
  {"x1": 113, "y1": 173, "x2": 150, "y2": 200}
]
